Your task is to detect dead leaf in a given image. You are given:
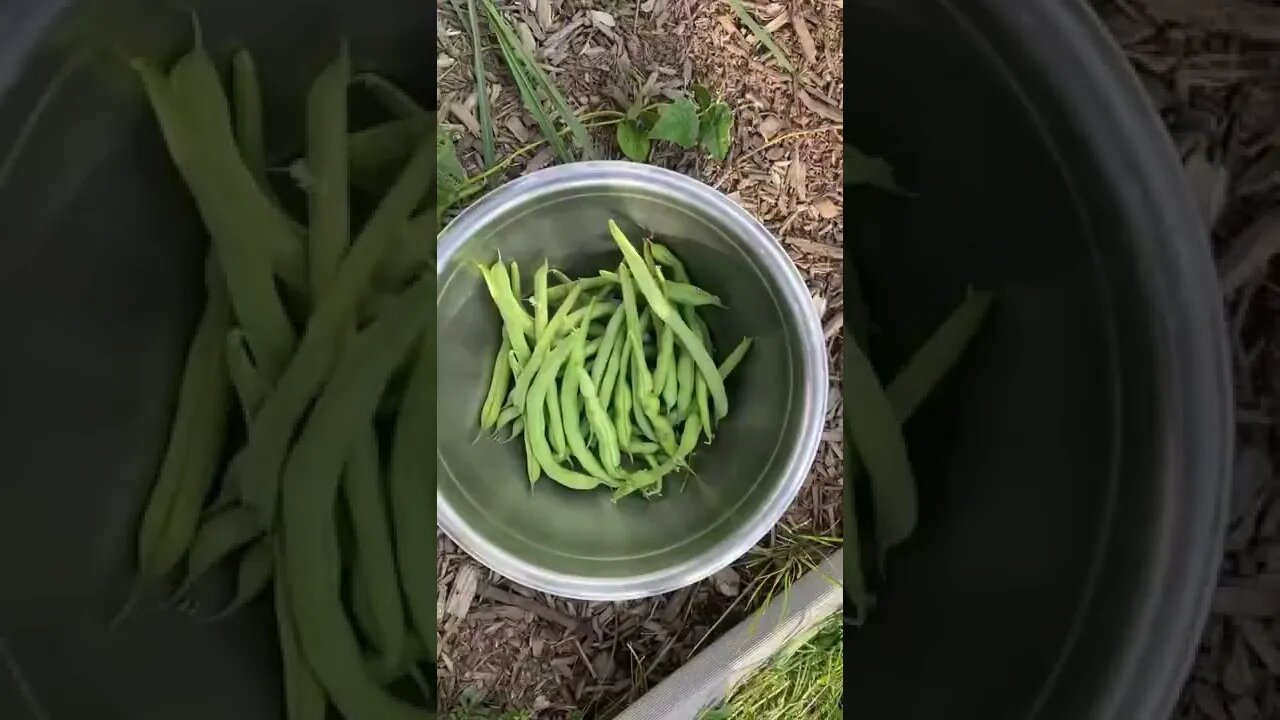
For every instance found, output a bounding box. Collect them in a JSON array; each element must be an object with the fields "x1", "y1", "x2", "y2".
[
  {"x1": 1214, "y1": 586, "x2": 1280, "y2": 617},
  {"x1": 759, "y1": 116, "x2": 783, "y2": 139},
  {"x1": 812, "y1": 196, "x2": 839, "y2": 219},
  {"x1": 790, "y1": 10, "x2": 819, "y2": 64},
  {"x1": 589, "y1": 10, "x2": 616, "y2": 28}
]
